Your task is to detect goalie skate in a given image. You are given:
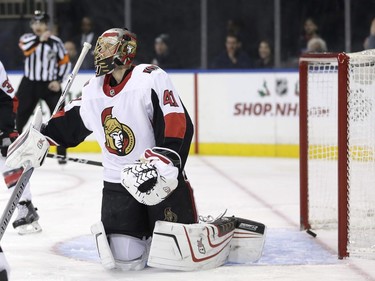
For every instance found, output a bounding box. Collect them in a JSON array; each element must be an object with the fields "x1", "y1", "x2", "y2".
[
  {"x1": 0, "y1": 269, "x2": 7, "y2": 281},
  {"x1": 12, "y1": 201, "x2": 42, "y2": 235}
]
